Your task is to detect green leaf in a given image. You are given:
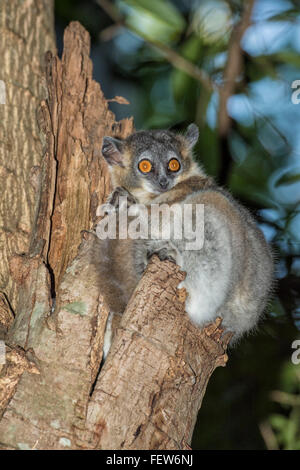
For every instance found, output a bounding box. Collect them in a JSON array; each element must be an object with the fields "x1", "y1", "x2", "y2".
[
  {"x1": 172, "y1": 36, "x2": 204, "y2": 99},
  {"x1": 274, "y1": 51, "x2": 300, "y2": 68},
  {"x1": 267, "y1": 9, "x2": 299, "y2": 22},
  {"x1": 120, "y1": 0, "x2": 186, "y2": 44},
  {"x1": 278, "y1": 361, "x2": 300, "y2": 394},
  {"x1": 269, "y1": 414, "x2": 288, "y2": 431},
  {"x1": 287, "y1": 419, "x2": 298, "y2": 448},
  {"x1": 269, "y1": 298, "x2": 286, "y2": 319},
  {"x1": 275, "y1": 172, "x2": 300, "y2": 187},
  {"x1": 247, "y1": 56, "x2": 278, "y2": 82}
]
